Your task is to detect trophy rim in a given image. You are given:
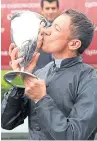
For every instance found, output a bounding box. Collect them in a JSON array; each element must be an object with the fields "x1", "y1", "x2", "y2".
[
  {"x1": 4, "y1": 70, "x2": 38, "y2": 88},
  {"x1": 11, "y1": 10, "x2": 48, "y2": 23}
]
